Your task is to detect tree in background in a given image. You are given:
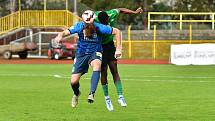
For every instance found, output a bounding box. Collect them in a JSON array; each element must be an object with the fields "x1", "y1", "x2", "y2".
[
  {"x1": 1, "y1": 0, "x2": 215, "y2": 29},
  {"x1": 79, "y1": 0, "x2": 155, "y2": 29},
  {"x1": 174, "y1": 0, "x2": 210, "y2": 12},
  {"x1": 0, "y1": 0, "x2": 10, "y2": 17}
]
